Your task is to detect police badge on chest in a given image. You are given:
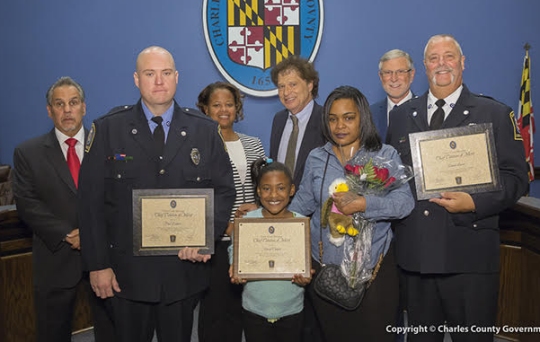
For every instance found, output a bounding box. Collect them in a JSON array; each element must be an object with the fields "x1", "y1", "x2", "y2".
[{"x1": 190, "y1": 148, "x2": 200, "y2": 166}]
